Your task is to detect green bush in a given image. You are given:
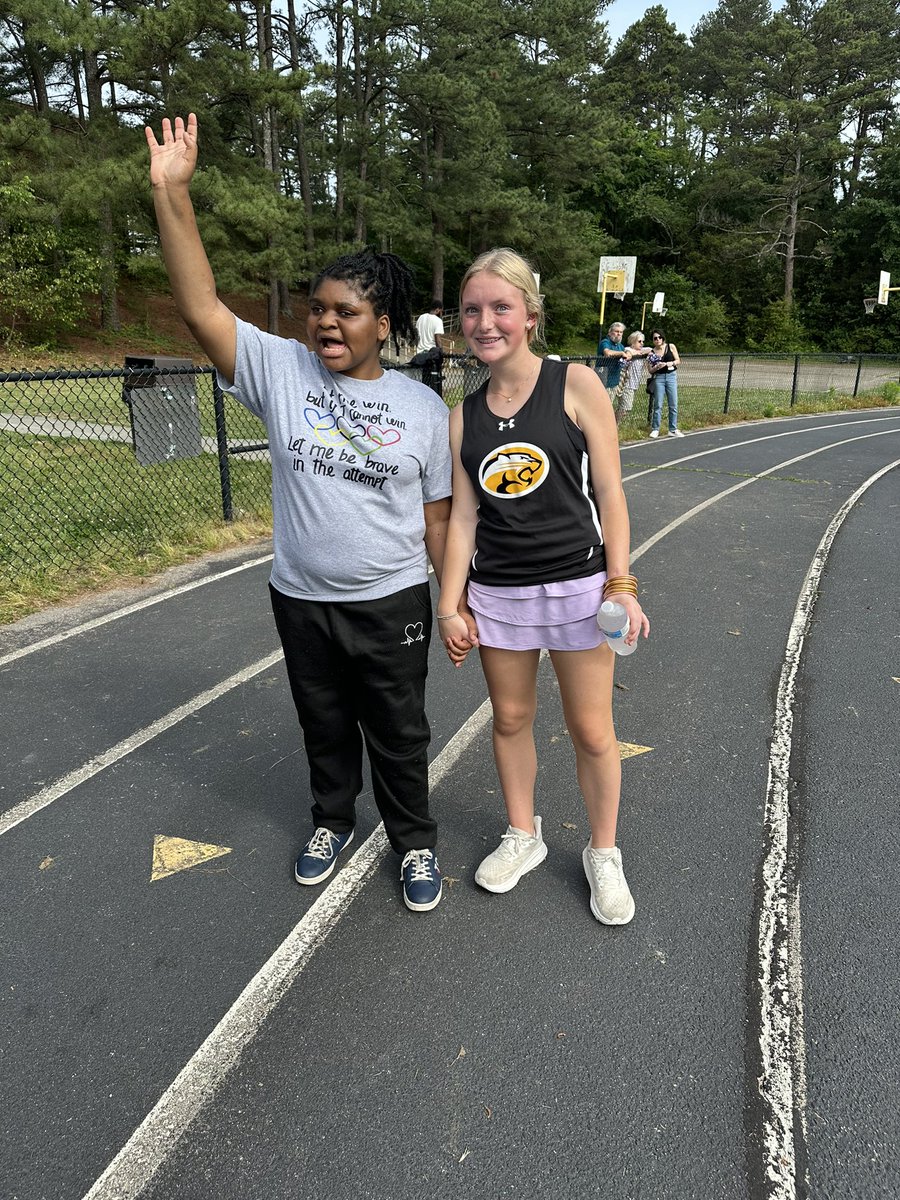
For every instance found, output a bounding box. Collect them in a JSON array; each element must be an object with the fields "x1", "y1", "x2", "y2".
[{"x1": 0, "y1": 176, "x2": 101, "y2": 346}]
